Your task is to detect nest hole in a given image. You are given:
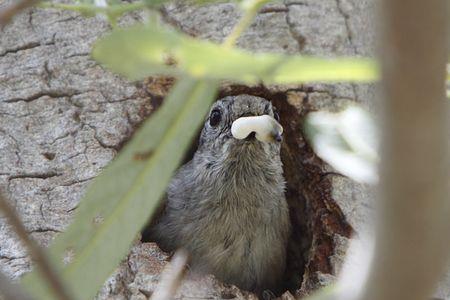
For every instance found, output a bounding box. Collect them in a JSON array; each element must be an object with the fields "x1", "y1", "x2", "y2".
[{"x1": 141, "y1": 81, "x2": 353, "y2": 297}]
